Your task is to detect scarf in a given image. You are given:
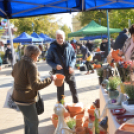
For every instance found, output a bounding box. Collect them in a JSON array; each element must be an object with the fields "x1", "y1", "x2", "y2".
[{"x1": 125, "y1": 38, "x2": 134, "y2": 61}]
